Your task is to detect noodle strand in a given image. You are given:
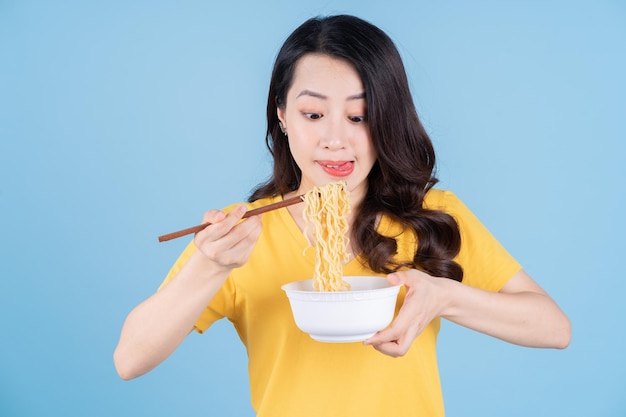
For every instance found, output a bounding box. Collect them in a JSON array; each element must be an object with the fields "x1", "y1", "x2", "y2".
[{"x1": 302, "y1": 182, "x2": 351, "y2": 291}]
